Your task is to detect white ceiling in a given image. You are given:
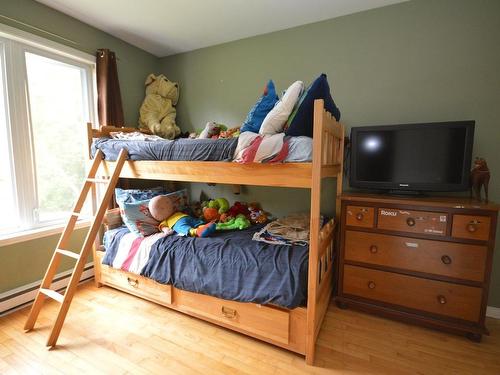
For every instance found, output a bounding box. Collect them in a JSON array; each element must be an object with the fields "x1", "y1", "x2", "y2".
[{"x1": 36, "y1": 0, "x2": 407, "y2": 57}]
